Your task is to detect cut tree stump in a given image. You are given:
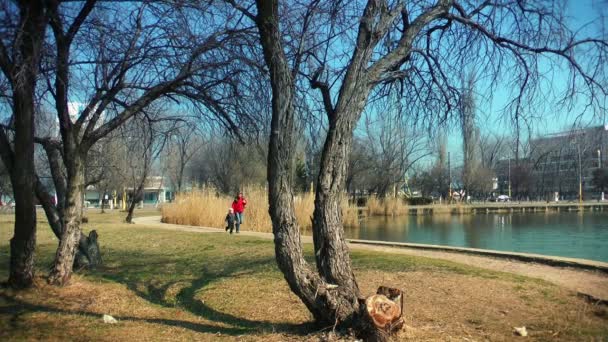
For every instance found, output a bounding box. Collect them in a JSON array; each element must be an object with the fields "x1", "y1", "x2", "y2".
[{"x1": 358, "y1": 286, "x2": 405, "y2": 341}]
